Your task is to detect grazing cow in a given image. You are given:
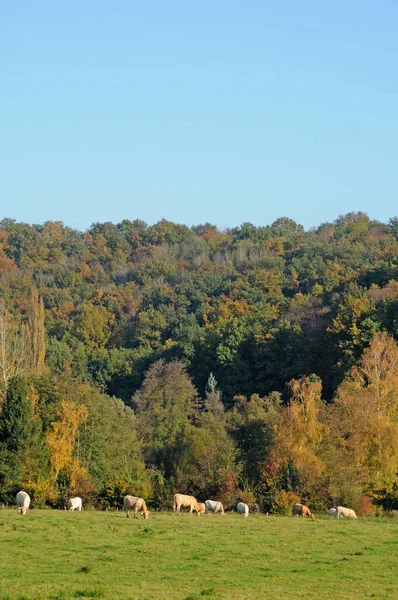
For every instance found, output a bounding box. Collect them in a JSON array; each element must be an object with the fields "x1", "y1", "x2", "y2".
[
  {"x1": 123, "y1": 495, "x2": 150, "y2": 519},
  {"x1": 197, "y1": 502, "x2": 206, "y2": 515},
  {"x1": 237, "y1": 502, "x2": 249, "y2": 517},
  {"x1": 173, "y1": 493, "x2": 201, "y2": 516},
  {"x1": 205, "y1": 500, "x2": 224, "y2": 515},
  {"x1": 337, "y1": 506, "x2": 357, "y2": 519},
  {"x1": 67, "y1": 497, "x2": 83, "y2": 512},
  {"x1": 292, "y1": 503, "x2": 315, "y2": 519},
  {"x1": 329, "y1": 507, "x2": 338, "y2": 517},
  {"x1": 16, "y1": 491, "x2": 30, "y2": 515}
]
